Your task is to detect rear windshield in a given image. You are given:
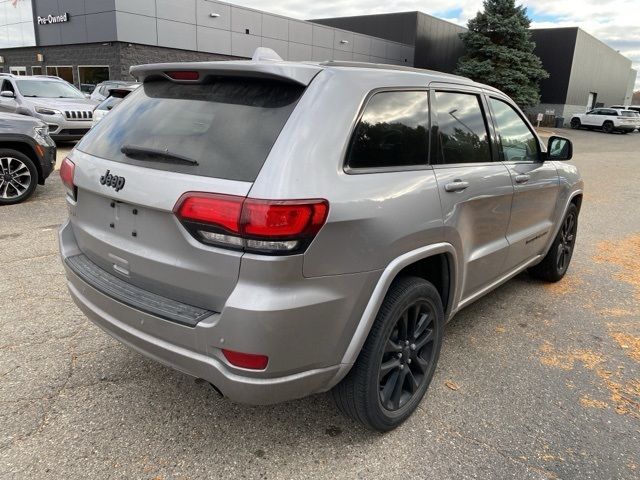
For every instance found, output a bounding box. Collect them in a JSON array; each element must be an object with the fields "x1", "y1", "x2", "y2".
[
  {"x1": 96, "y1": 96, "x2": 122, "y2": 111},
  {"x1": 77, "y1": 78, "x2": 304, "y2": 181},
  {"x1": 620, "y1": 110, "x2": 639, "y2": 117}
]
